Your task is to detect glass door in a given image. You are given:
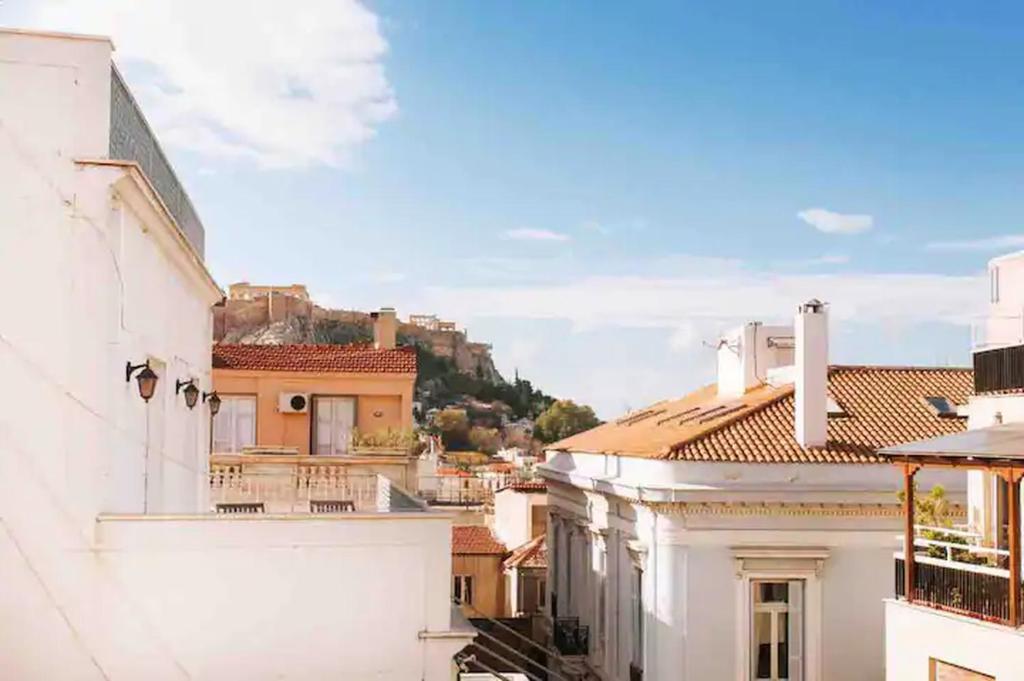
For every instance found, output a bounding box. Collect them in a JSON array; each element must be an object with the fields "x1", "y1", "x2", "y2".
[{"x1": 751, "y1": 580, "x2": 803, "y2": 681}]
